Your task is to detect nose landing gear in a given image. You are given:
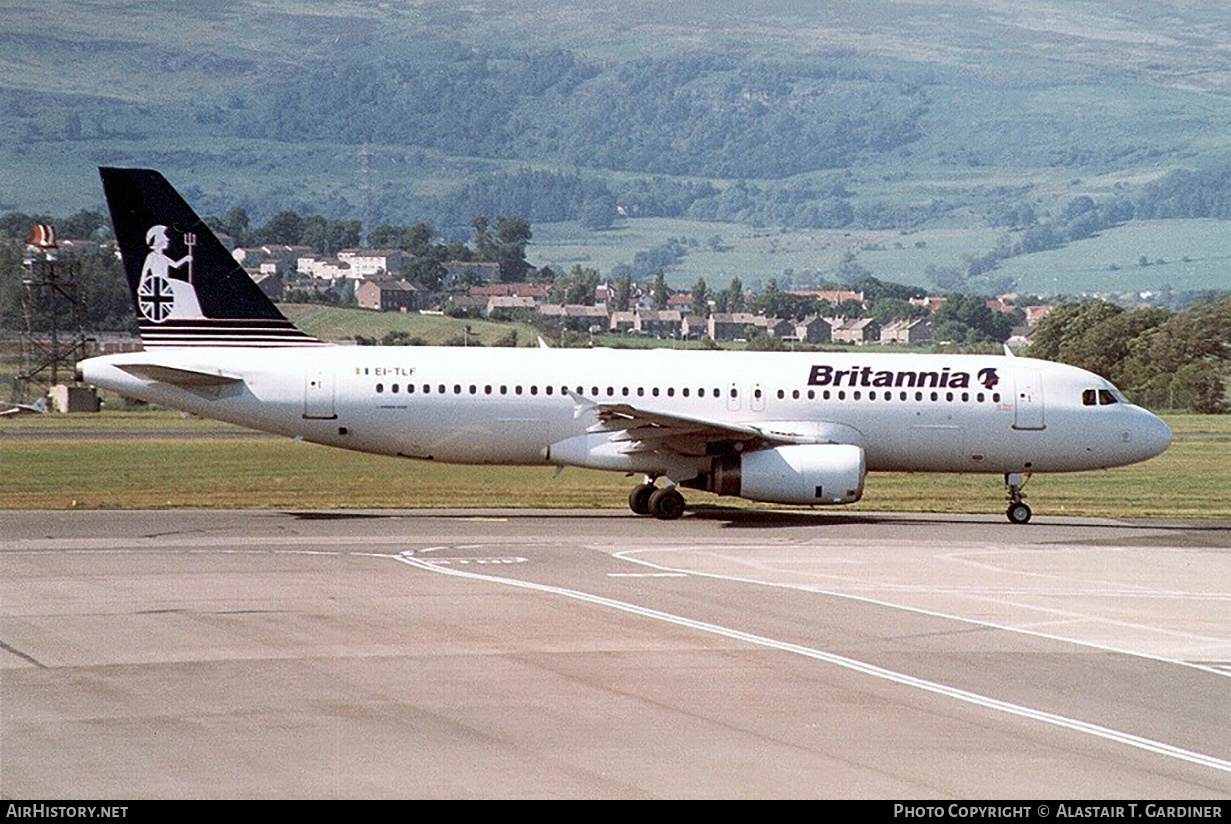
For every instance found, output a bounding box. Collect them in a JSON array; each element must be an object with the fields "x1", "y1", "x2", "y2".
[{"x1": 1005, "y1": 472, "x2": 1032, "y2": 524}]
